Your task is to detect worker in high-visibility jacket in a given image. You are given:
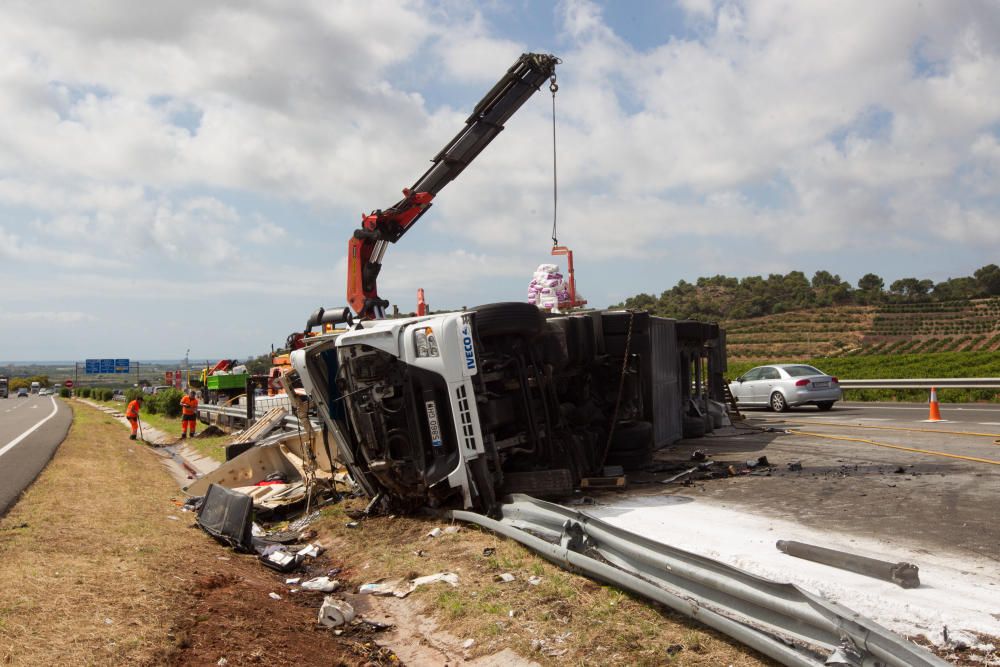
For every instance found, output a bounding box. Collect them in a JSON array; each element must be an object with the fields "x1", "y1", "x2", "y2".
[
  {"x1": 180, "y1": 389, "x2": 199, "y2": 439},
  {"x1": 125, "y1": 395, "x2": 143, "y2": 440}
]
